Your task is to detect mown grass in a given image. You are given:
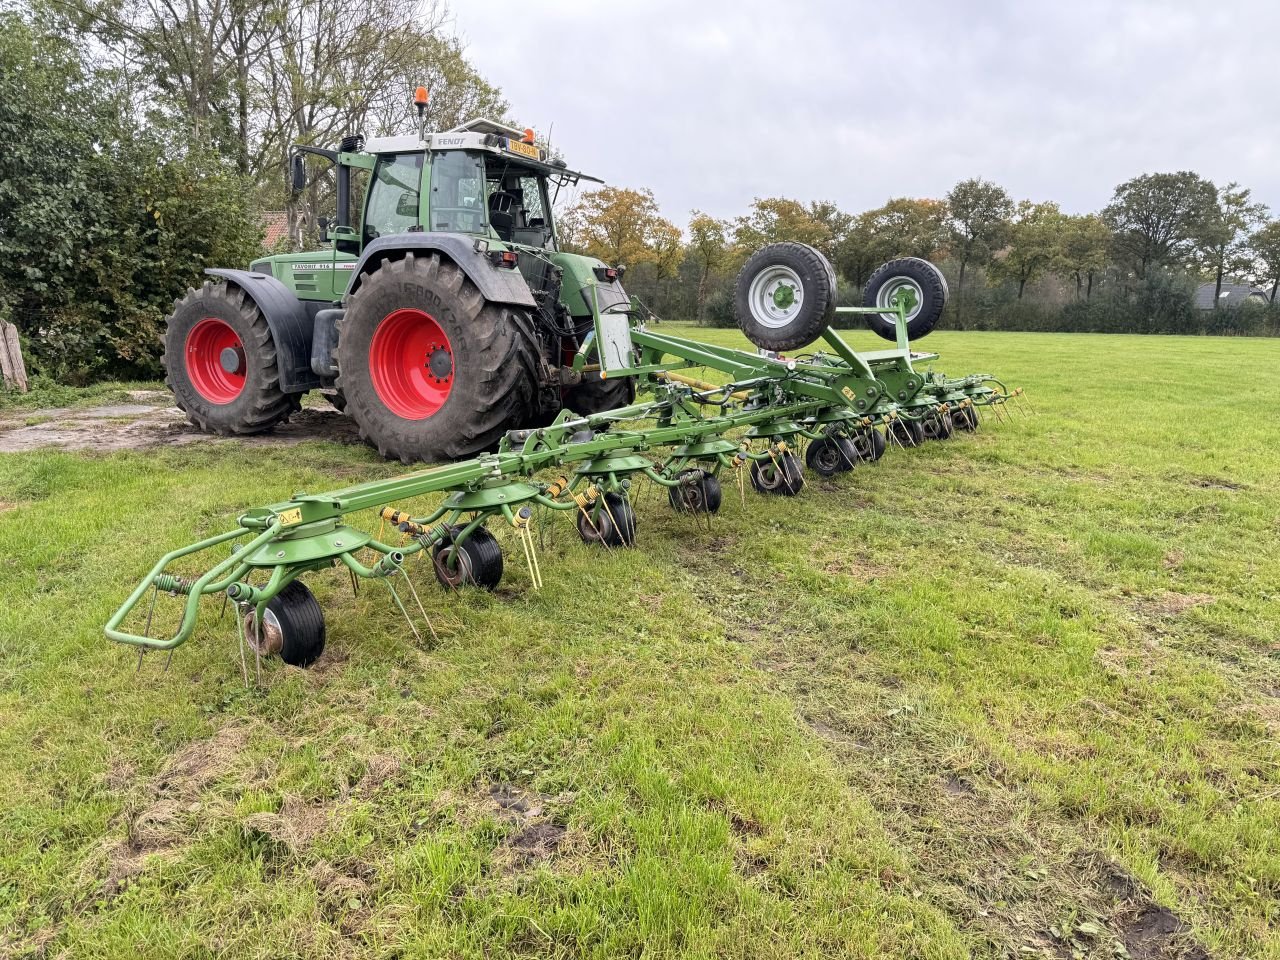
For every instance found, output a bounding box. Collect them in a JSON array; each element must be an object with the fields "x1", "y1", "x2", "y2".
[{"x1": 0, "y1": 329, "x2": 1277, "y2": 959}]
